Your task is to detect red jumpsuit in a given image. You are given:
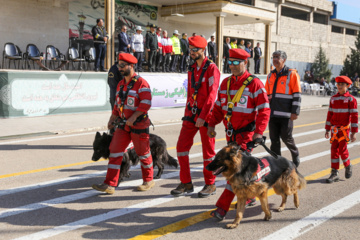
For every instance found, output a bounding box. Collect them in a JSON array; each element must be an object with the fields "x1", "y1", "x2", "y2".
[
  {"x1": 177, "y1": 57, "x2": 220, "y2": 185},
  {"x1": 208, "y1": 71, "x2": 270, "y2": 211},
  {"x1": 325, "y1": 91, "x2": 358, "y2": 169},
  {"x1": 105, "y1": 73, "x2": 153, "y2": 187}
]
